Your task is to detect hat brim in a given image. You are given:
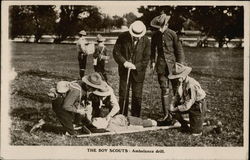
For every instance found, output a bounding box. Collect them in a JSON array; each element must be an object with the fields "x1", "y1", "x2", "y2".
[
  {"x1": 82, "y1": 76, "x2": 106, "y2": 90},
  {"x1": 93, "y1": 90, "x2": 111, "y2": 97},
  {"x1": 150, "y1": 15, "x2": 170, "y2": 29},
  {"x1": 97, "y1": 38, "x2": 106, "y2": 42},
  {"x1": 93, "y1": 83, "x2": 111, "y2": 96},
  {"x1": 168, "y1": 67, "x2": 192, "y2": 79},
  {"x1": 57, "y1": 88, "x2": 69, "y2": 93},
  {"x1": 129, "y1": 25, "x2": 146, "y2": 38}
]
